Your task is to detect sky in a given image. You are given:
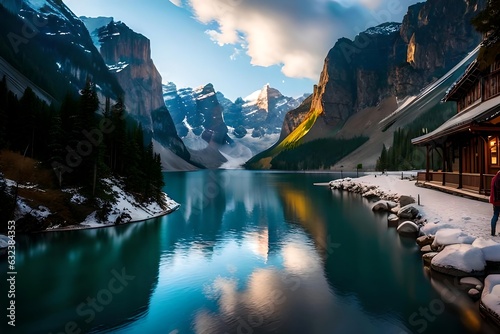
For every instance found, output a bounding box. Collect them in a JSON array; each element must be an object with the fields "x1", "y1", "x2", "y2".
[{"x1": 64, "y1": 0, "x2": 420, "y2": 101}]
